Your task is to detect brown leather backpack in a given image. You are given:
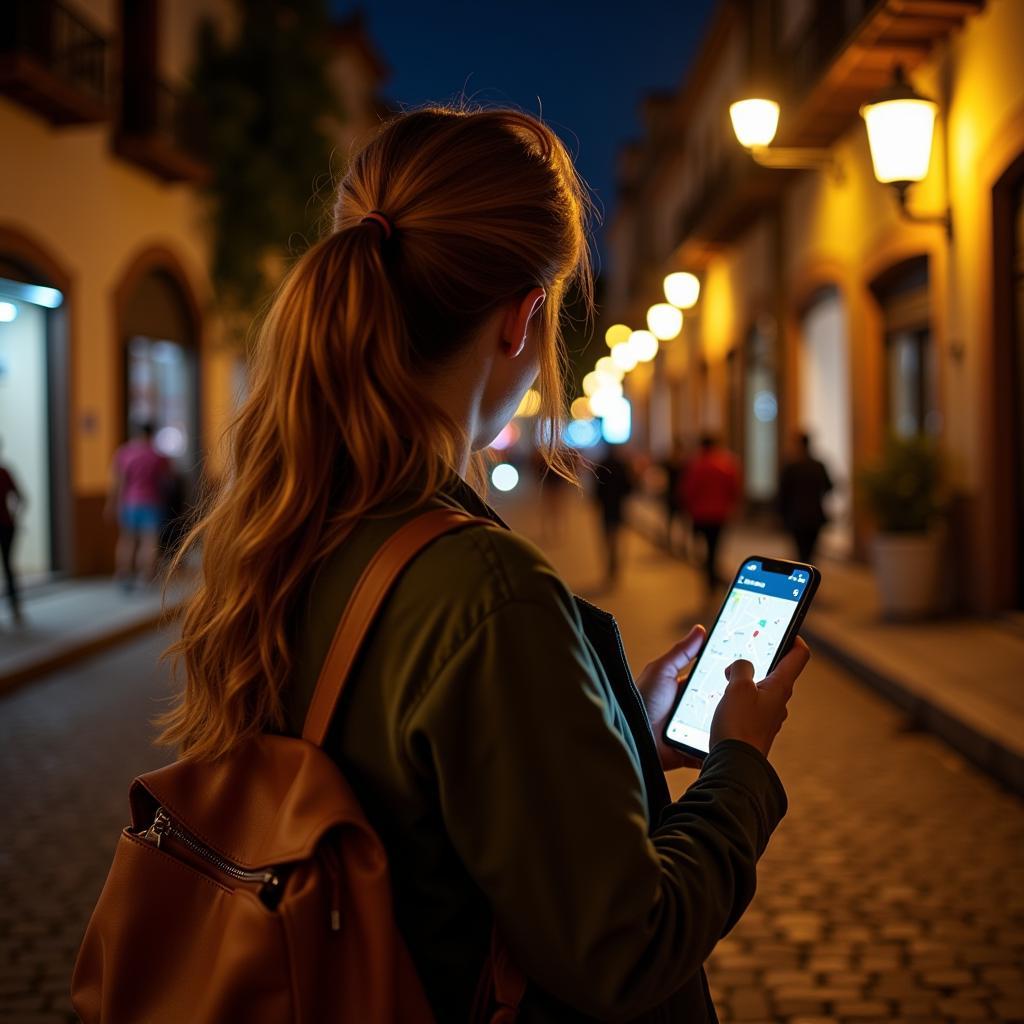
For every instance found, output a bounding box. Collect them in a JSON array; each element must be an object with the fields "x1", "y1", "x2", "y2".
[{"x1": 72, "y1": 508, "x2": 525, "y2": 1023}]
